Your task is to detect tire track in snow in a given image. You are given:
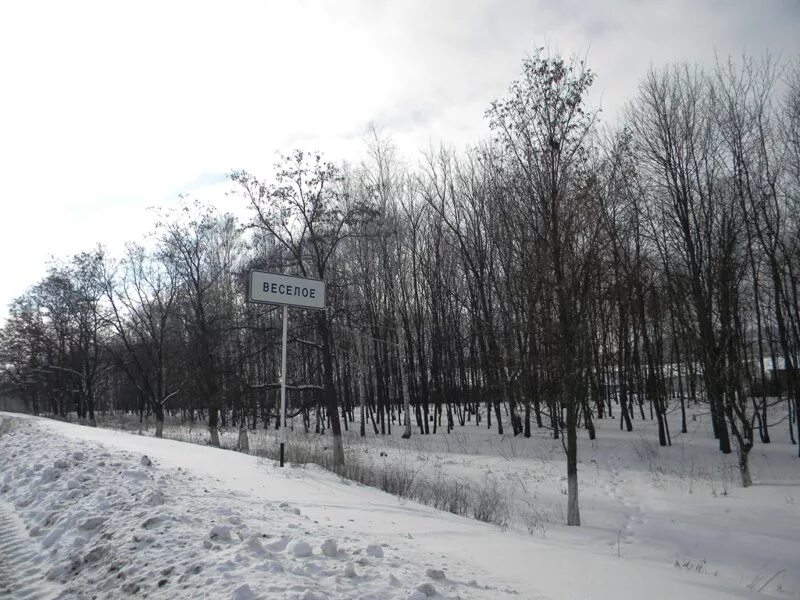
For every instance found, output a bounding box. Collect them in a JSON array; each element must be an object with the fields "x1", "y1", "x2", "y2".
[{"x1": 0, "y1": 503, "x2": 55, "y2": 599}]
